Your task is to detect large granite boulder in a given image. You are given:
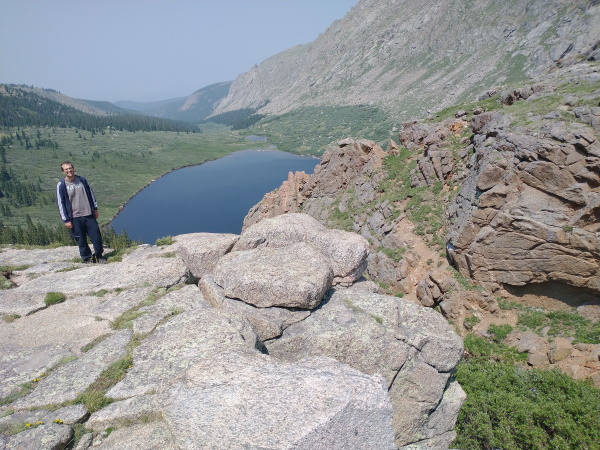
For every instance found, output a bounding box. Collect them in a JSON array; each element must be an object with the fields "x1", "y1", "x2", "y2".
[
  {"x1": 213, "y1": 241, "x2": 333, "y2": 309},
  {"x1": 173, "y1": 232, "x2": 239, "y2": 279},
  {"x1": 160, "y1": 352, "x2": 396, "y2": 450},
  {"x1": 199, "y1": 275, "x2": 311, "y2": 340},
  {"x1": 265, "y1": 286, "x2": 465, "y2": 448},
  {"x1": 235, "y1": 213, "x2": 370, "y2": 285}
]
